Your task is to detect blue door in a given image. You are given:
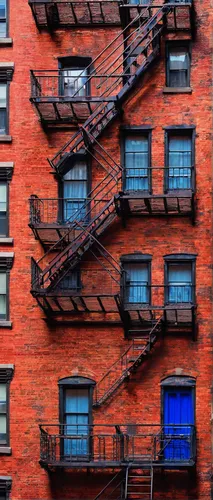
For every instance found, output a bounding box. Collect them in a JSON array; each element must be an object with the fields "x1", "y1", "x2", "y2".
[
  {"x1": 163, "y1": 387, "x2": 194, "y2": 461},
  {"x1": 64, "y1": 388, "x2": 89, "y2": 460}
]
